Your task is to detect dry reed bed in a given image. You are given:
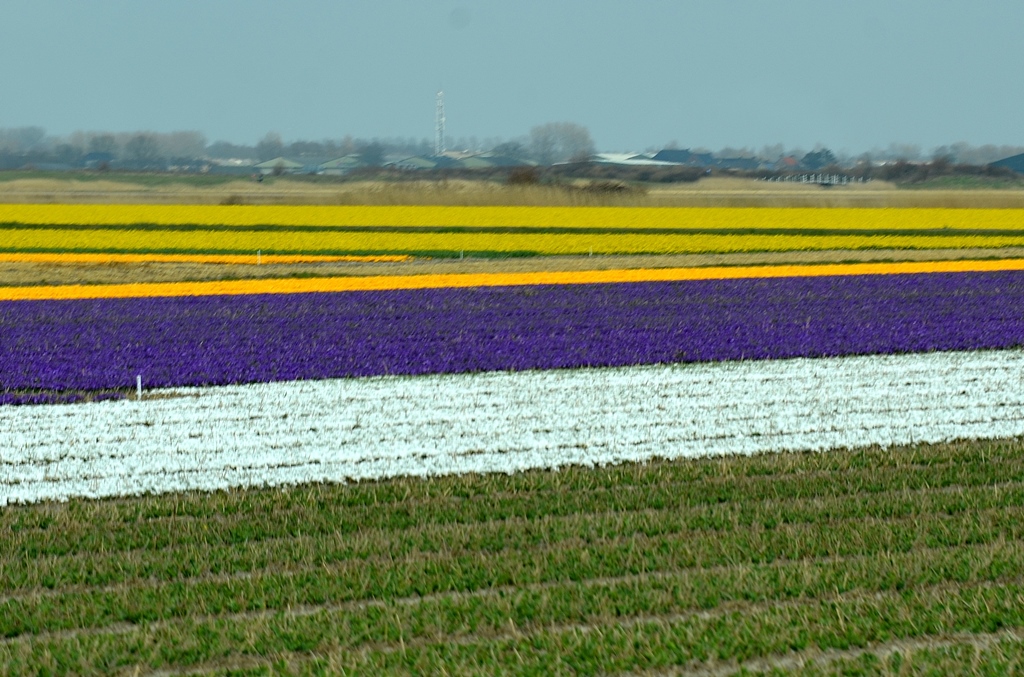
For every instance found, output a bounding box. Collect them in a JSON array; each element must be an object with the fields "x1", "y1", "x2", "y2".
[
  {"x1": 2, "y1": 177, "x2": 1024, "y2": 207},
  {"x1": 7, "y1": 247, "x2": 1024, "y2": 287},
  {"x1": 2, "y1": 437, "x2": 1023, "y2": 674}
]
